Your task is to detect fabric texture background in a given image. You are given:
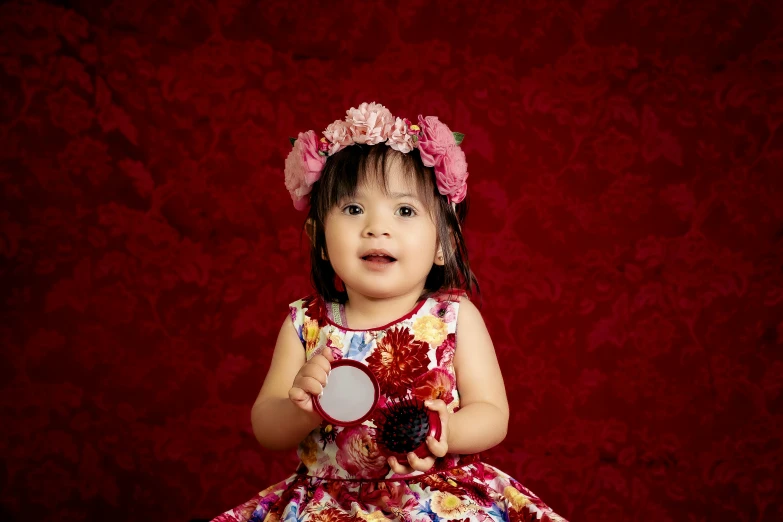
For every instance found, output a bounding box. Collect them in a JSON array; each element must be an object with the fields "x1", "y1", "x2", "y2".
[{"x1": 1, "y1": 0, "x2": 782, "y2": 521}]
